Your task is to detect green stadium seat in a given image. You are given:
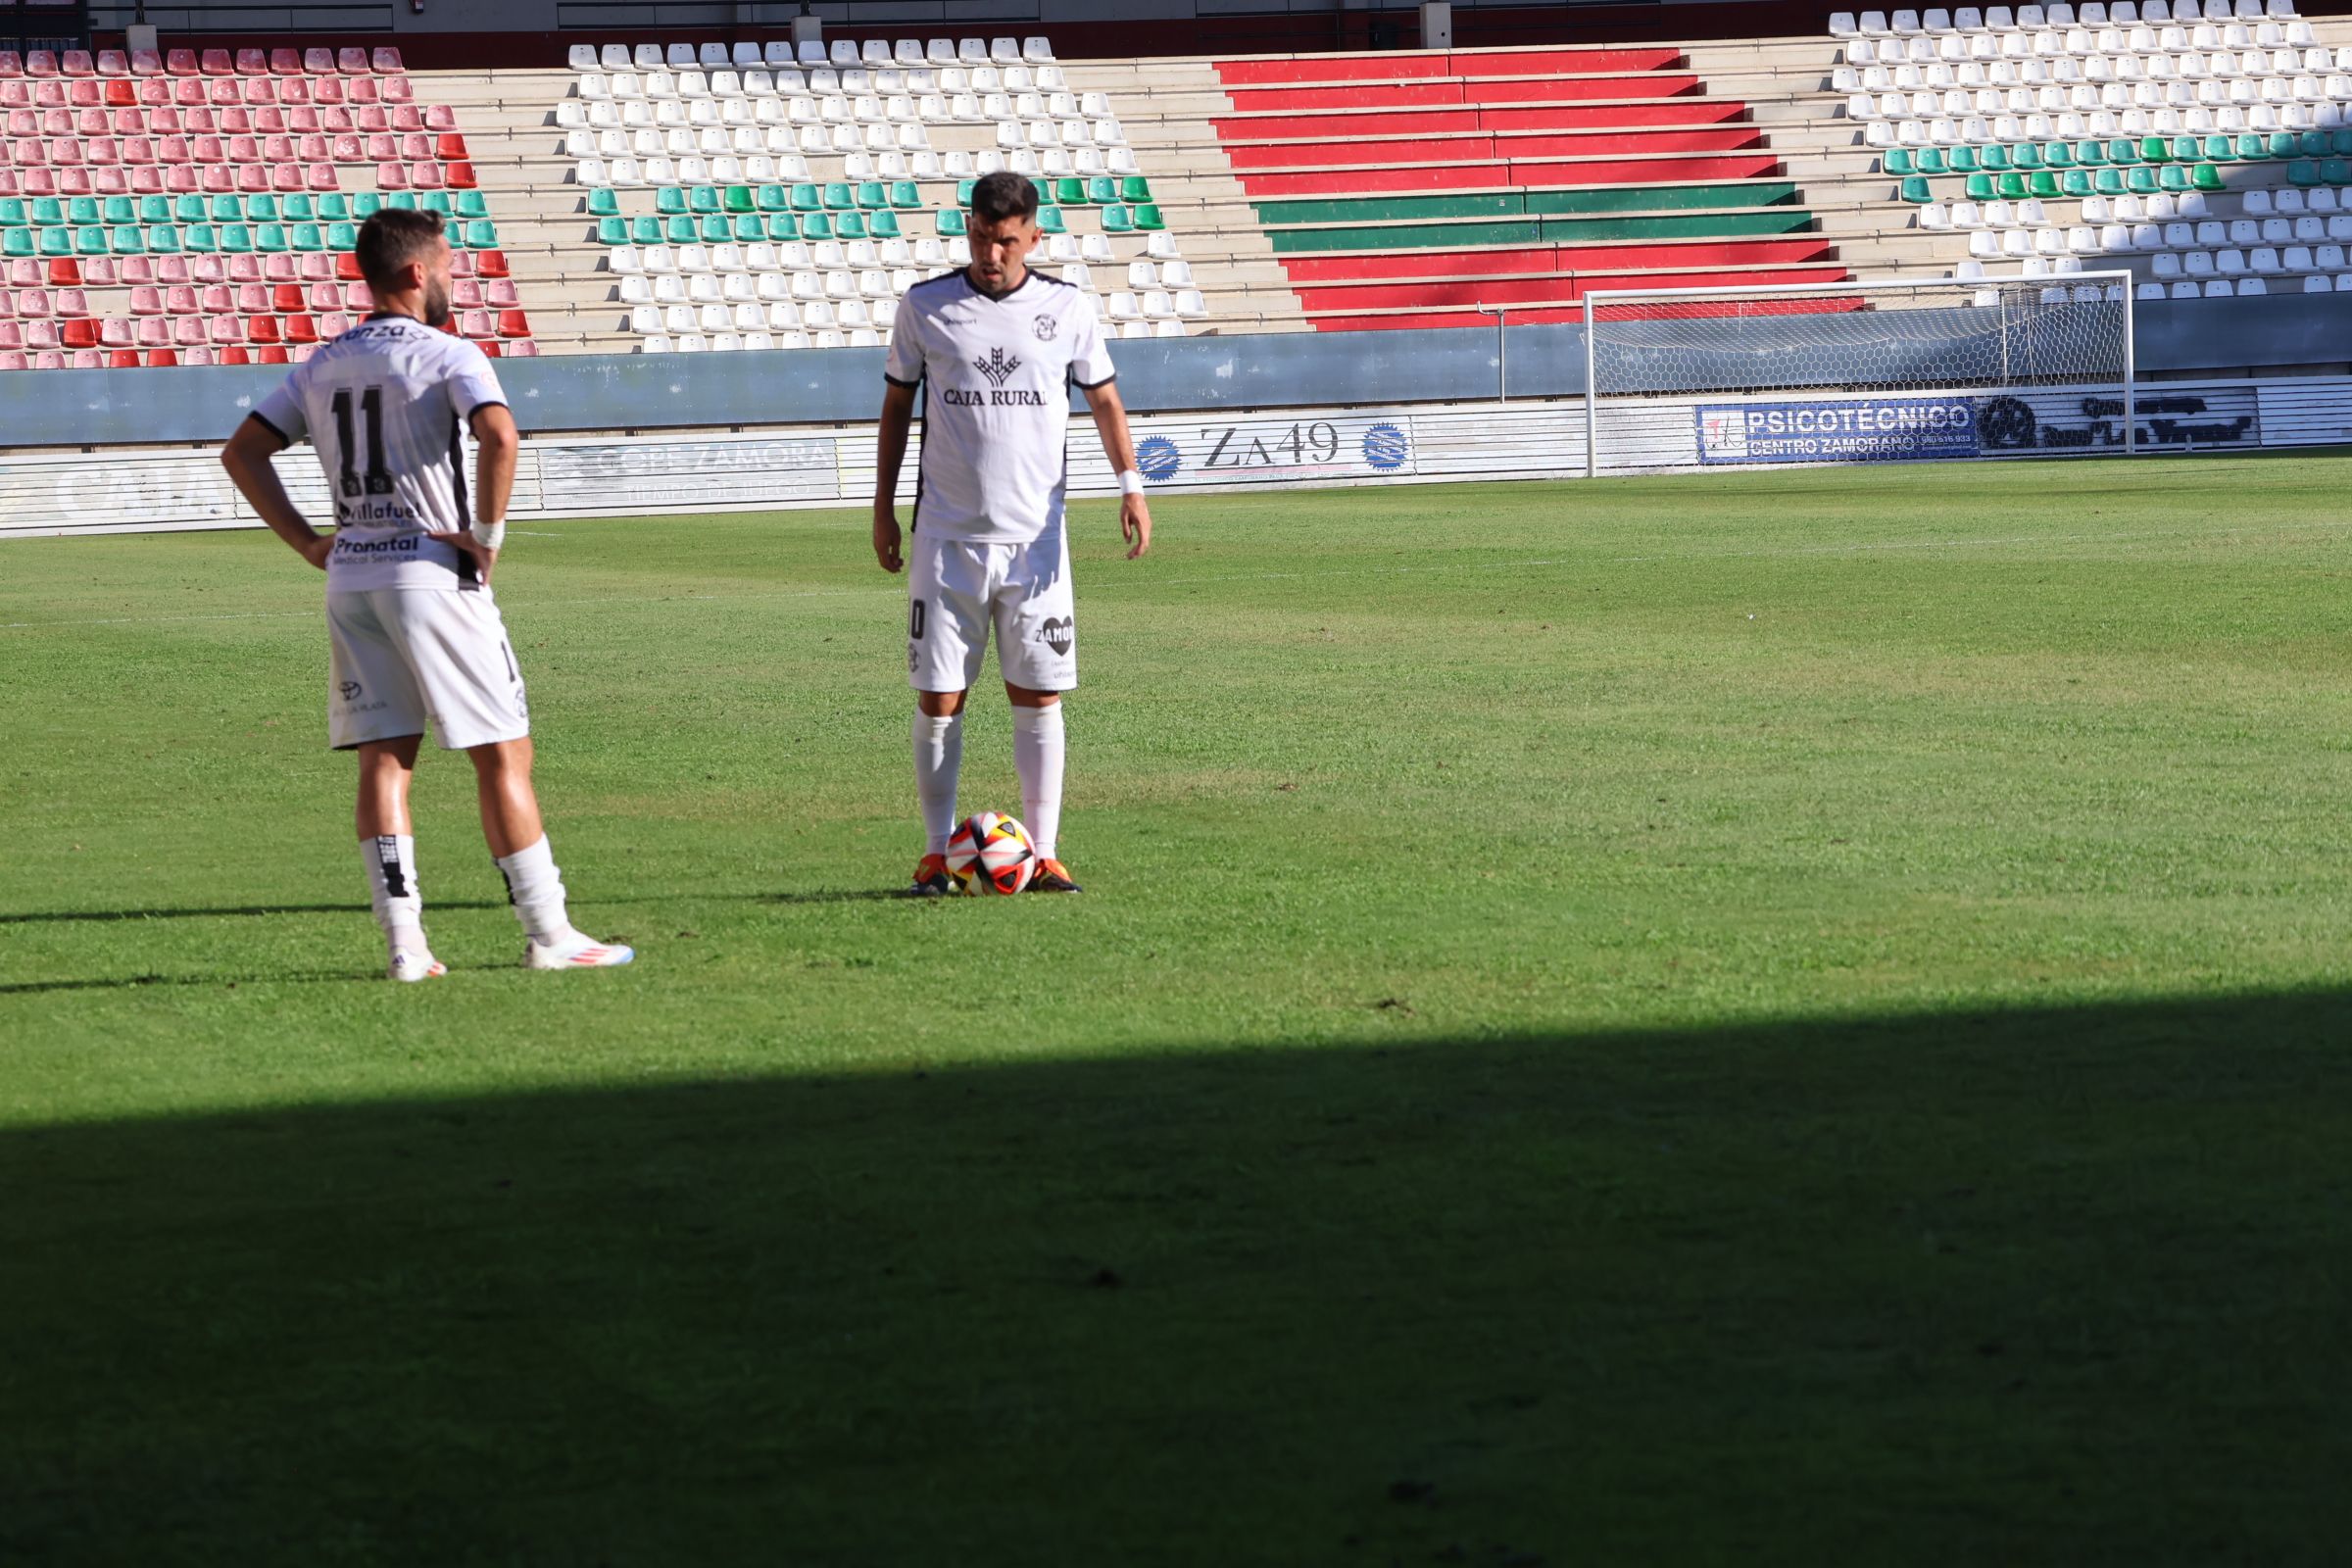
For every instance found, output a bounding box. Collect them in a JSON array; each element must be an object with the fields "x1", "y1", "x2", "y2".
[
  {"x1": 1, "y1": 229, "x2": 32, "y2": 260},
  {"x1": 2233, "y1": 133, "x2": 2264, "y2": 161},
  {"x1": 254, "y1": 223, "x2": 288, "y2": 252},
  {"x1": 75, "y1": 225, "x2": 111, "y2": 256},
  {"x1": 1036, "y1": 205, "x2": 1065, "y2": 234},
  {"x1": 419, "y1": 192, "x2": 453, "y2": 217},
  {"x1": 1885, "y1": 148, "x2": 1916, "y2": 175},
  {"x1": 695, "y1": 215, "x2": 727, "y2": 243},
  {"x1": 2288, "y1": 159, "x2": 2321, "y2": 186},
  {"x1": 102, "y1": 195, "x2": 135, "y2": 225},
  {"x1": 756, "y1": 184, "x2": 788, "y2": 213},
  {"x1": 856, "y1": 180, "x2": 888, "y2": 210},
  {"x1": 2191, "y1": 162, "x2": 2224, "y2": 192},
  {"x1": 1949, "y1": 146, "x2": 1981, "y2": 173},
  {"x1": 835, "y1": 210, "x2": 868, "y2": 240},
  {"x1": 2040, "y1": 142, "x2": 2072, "y2": 170},
  {"x1": 1917, "y1": 149, "x2": 1947, "y2": 175},
  {"x1": 219, "y1": 222, "x2": 252, "y2": 251},
  {"x1": 868, "y1": 209, "x2": 902, "y2": 239},
  {"x1": 1135, "y1": 204, "x2": 1166, "y2": 231},
  {"x1": 2170, "y1": 136, "x2": 2199, "y2": 164},
  {"x1": 0, "y1": 196, "x2": 23, "y2": 226},
  {"x1": 2326, "y1": 159, "x2": 2352, "y2": 186},
  {"x1": 1898, "y1": 175, "x2": 1933, "y2": 204},
  {"x1": 2268, "y1": 132, "x2": 2297, "y2": 160},
  {"x1": 2104, "y1": 138, "x2": 2136, "y2": 165},
  {"x1": 464, "y1": 220, "x2": 498, "y2": 248},
  {"x1": 1087, "y1": 176, "x2": 1119, "y2": 206},
  {"x1": 1099, "y1": 205, "x2": 1133, "y2": 234},
  {"x1": 2027, "y1": 172, "x2": 2058, "y2": 198},
  {"x1": 317, "y1": 193, "x2": 351, "y2": 221},
  {"x1": 688, "y1": 187, "x2": 719, "y2": 215},
  {"x1": 2127, "y1": 168, "x2": 2159, "y2": 195},
  {"x1": 69, "y1": 195, "x2": 101, "y2": 225},
  {"x1": 629, "y1": 216, "x2": 662, "y2": 244},
  {"x1": 936, "y1": 209, "x2": 965, "y2": 236},
  {"x1": 329, "y1": 221, "x2": 359, "y2": 249},
  {"x1": 38, "y1": 227, "x2": 73, "y2": 258},
  {"x1": 1032, "y1": 177, "x2": 1054, "y2": 206},
  {"x1": 1964, "y1": 172, "x2": 1996, "y2": 201},
  {"x1": 2333, "y1": 129, "x2": 2352, "y2": 159},
  {"x1": 2091, "y1": 168, "x2": 2125, "y2": 196},
  {"x1": 956, "y1": 177, "x2": 977, "y2": 204},
  {"x1": 1996, "y1": 172, "x2": 2029, "y2": 199},
  {"x1": 2300, "y1": 130, "x2": 2329, "y2": 159},
  {"x1": 137, "y1": 195, "x2": 172, "y2": 223},
  {"x1": 662, "y1": 215, "x2": 694, "y2": 243},
  {"x1": 732, "y1": 213, "x2": 762, "y2": 241},
  {"x1": 765, "y1": 213, "x2": 799, "y2": 241},
  {"x1": 586, "y1": 188, "x2": 618, "y2": 218},
  {"x1": 789, "y1": 183, "x2": 821, "y2": 213},
  {"x1": 111, "y1": 224, "x2": 148, "y2": 255},
  {"x1": 2061, "y1": 170, "x2": 2093, "y2": 198},
  {"x1": 656, "y1": 187, "x2": 688, "y2": 216},
  {"x1": 2013, "y1": 143, "x2": 2044, "y2": 171},
  {"x1": 182, "y1": 223, "x2": 217, "y2": 253},
  {"x1": 722, "y1": 186, "x2": 754, "y2": 215},
  {"x1": 597, "y1": 216, "x2": 628, "y2": 245},
  {"x1": 890, "y1": 180, "x2": 920, "y2": 210},
  {"x1": 2140, "y1": 135, "x2": 2169, "y2": 163},
  {"x1": 384, "y1": 191, "x2": 418, "y2": 211},
  {"x1": 802, "y1": 212, "x2": 834, "y2": 240},
  {"x1": 2200, "y1": 135, "x2": 2230, "y2": 163},
  {"x1": 147, "y1": 225, "x2": 180, "y2": 254},
  {"x1": 1121, "y1": 175, "x2": 1152, "y2": 204},
  {"x1": 353, "y1": 192, "x2": 384, "y2": 219},
  {"x1": 290, "y1": 222, "x2": 324, "y2": 252},
  {"x1": 1982, "y1": 145, "x2": 2013, "y2": 172},
  {"x1": 281, "y1": 194, "x2": 316, "y2": 221},
  {"x1": 1054, "y1": 177, "x2": 1087, "y2": 207},
  {"x1": 821, "y1": 181, "x2": 853, "y2": 211},
  {"x1": 248, "y1": 193, "x2": 281, "y2": 221},
  {"x1": 31, "y1": 196, "x2": 65, "y2": 226},
  {"x1": 172, "y1": 194, "x2": 206, "y2": 222}
]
